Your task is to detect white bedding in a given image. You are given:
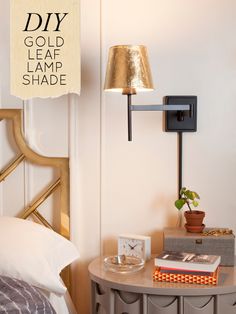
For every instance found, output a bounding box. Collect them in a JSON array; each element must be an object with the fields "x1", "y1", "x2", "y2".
[
  {"x1": 0, "y1": 217, "x2": 79, "y2": 314},
  {"x1": 42, "y1": 289, "x2": 78, "y2": 314}
]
